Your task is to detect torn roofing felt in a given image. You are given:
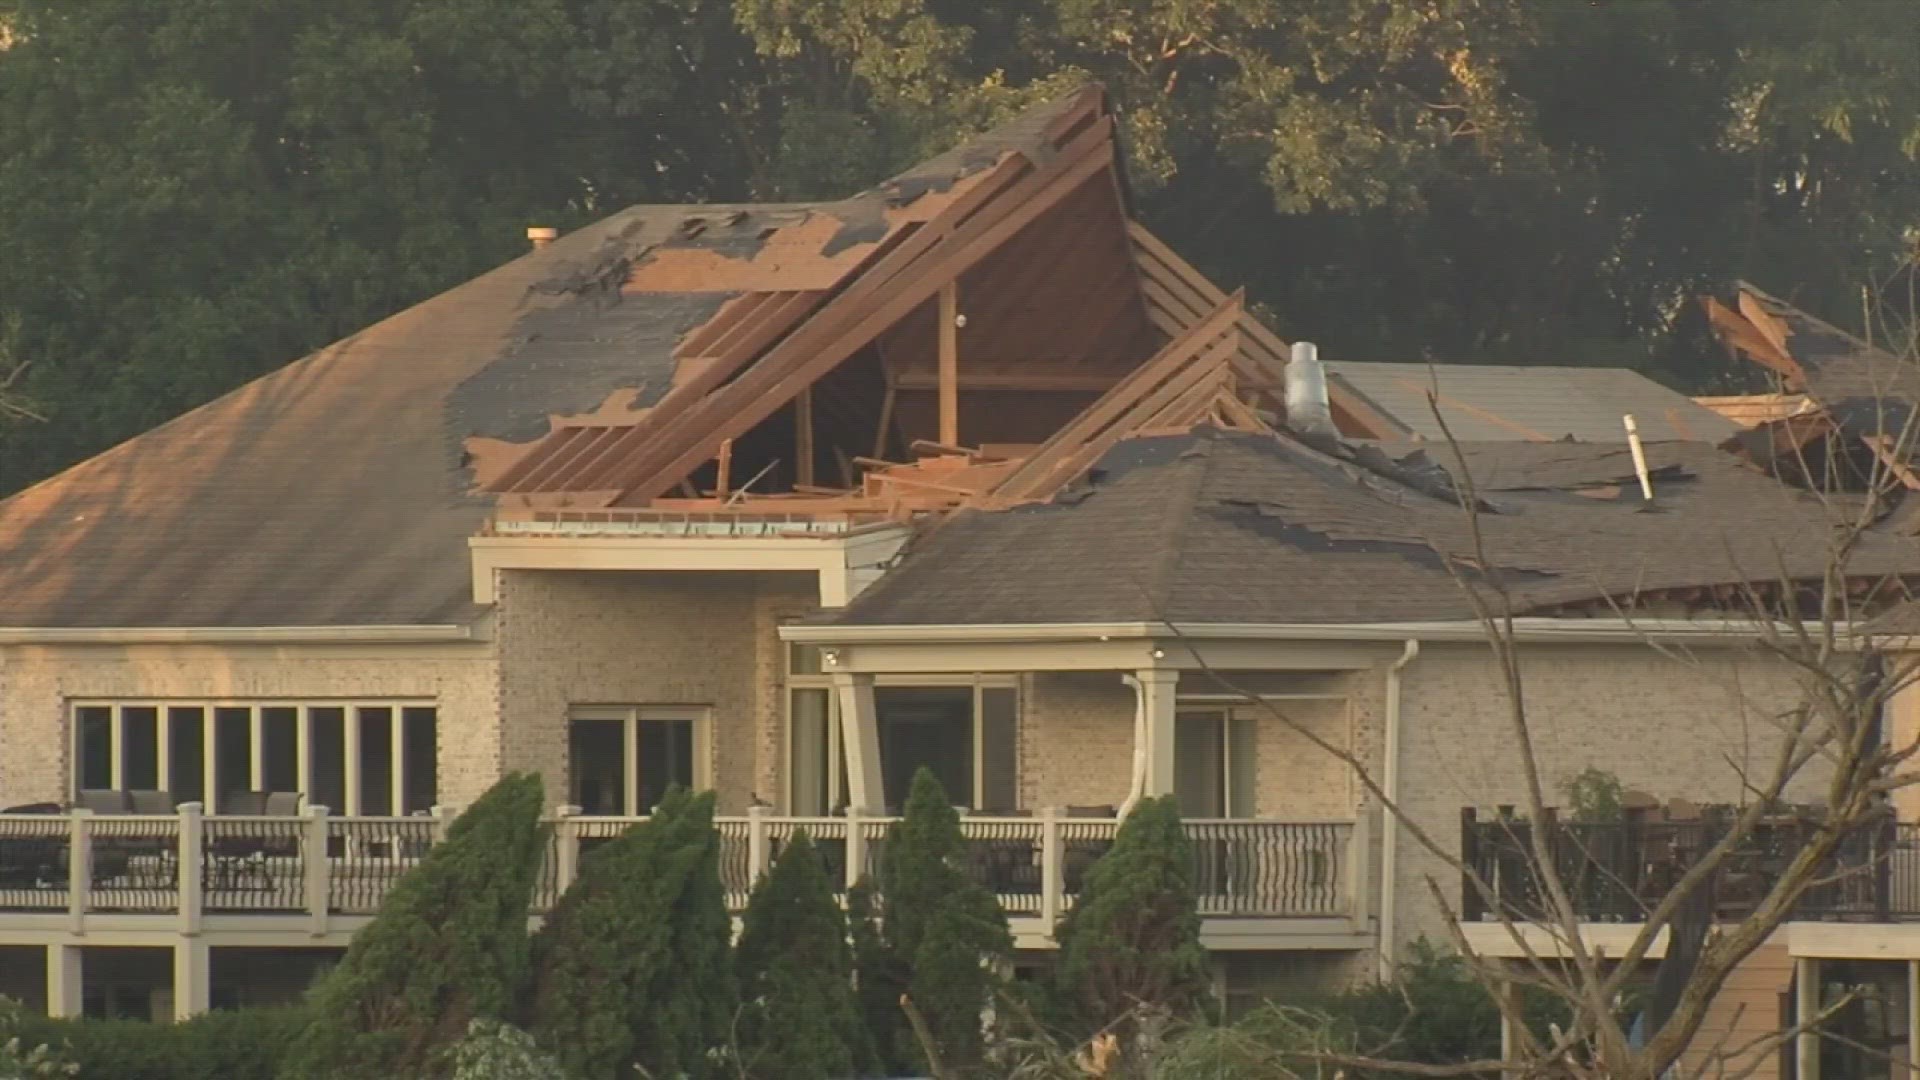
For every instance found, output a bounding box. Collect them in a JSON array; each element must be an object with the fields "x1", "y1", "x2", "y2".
[
  {"x1": 825, "y1": 427, "x2": 1920, "y2": 627},
  {"x1": 0, "y1": 90, "x2": 1103, "y2": 628}
]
